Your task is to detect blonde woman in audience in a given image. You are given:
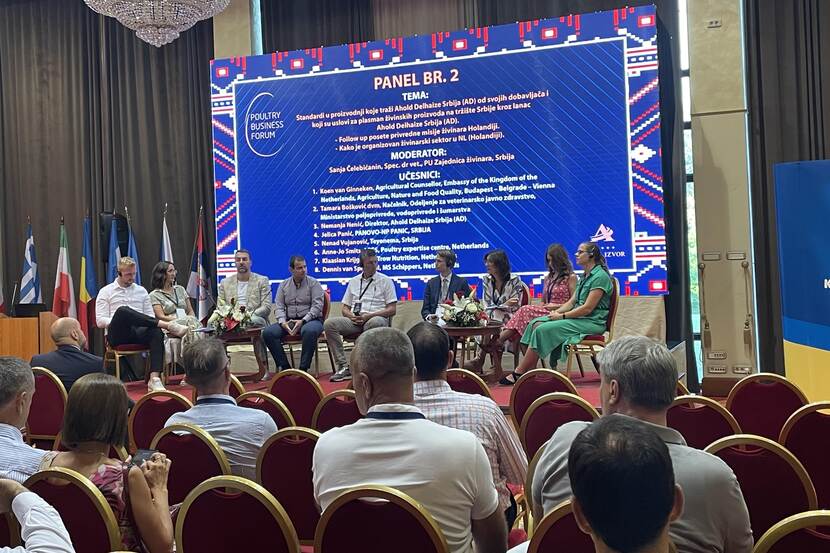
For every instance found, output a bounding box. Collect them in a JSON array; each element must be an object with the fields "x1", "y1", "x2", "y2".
[{"x1": 40, "y1": 374, "x2": 174, "y2": 553}]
